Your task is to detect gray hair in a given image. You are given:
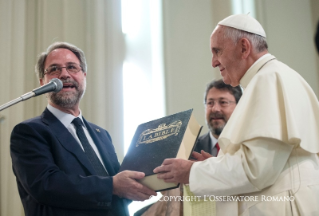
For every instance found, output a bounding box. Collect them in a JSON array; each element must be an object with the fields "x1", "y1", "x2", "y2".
[
  {"x1": 222, "y1": 26, "x2": 268, "y2": 53},
  {"x1": 35, "y1": 42, "x2": 87, "y2": 79}
]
